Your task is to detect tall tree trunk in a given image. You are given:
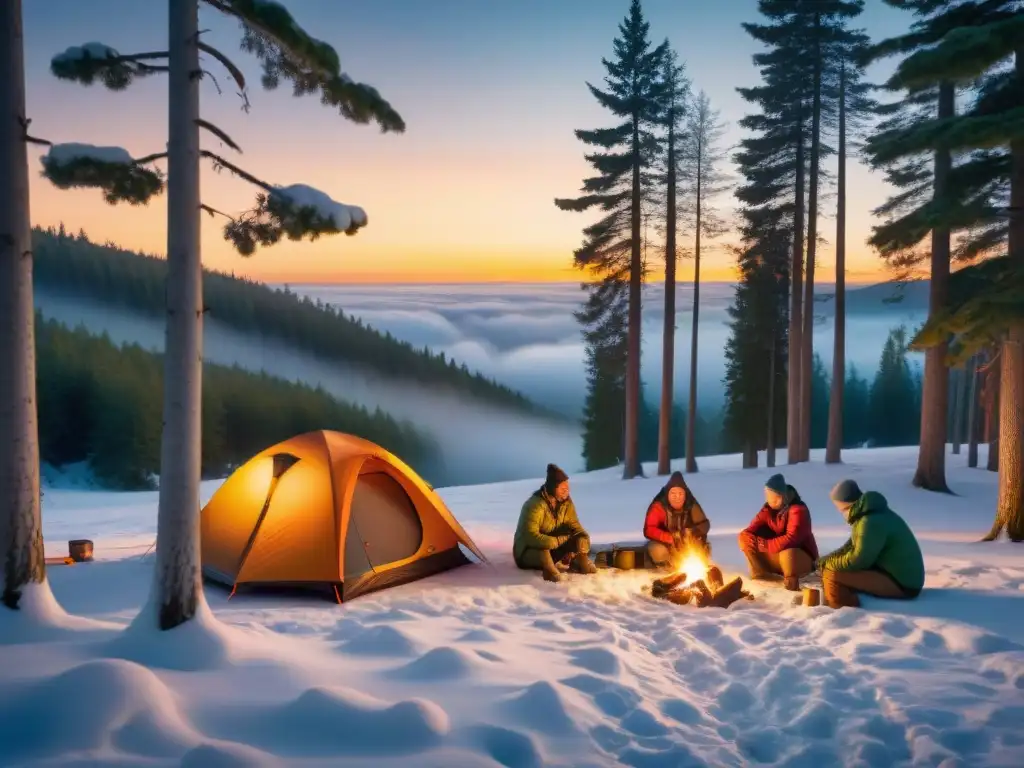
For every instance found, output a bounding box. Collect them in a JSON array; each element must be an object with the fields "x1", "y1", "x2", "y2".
[
  {"x1": 685, "y1": 143, "x2": 703, "y2": 474},
  {"x1": 951, "y1": 366, "x2": 966, "y2": 455},
  {"x1": 985, "y1": 57, "x2": 1024, "y2": 541},
  {"x1": 787, "y1": 103, "x2": 805, "y2": 466},
  {"x1": 799, "y1": 12, "x2": 823, "y2": 464},
  {"x1": 912, "y1": 82, "x2": 954, "y2": 493},
  {"x1": 987, "y1": 355, "x2": 1000, "y2": 473},
  {"x1": 984, "y1": 333, "x2": 1023, "y2": 540},
  {"x1": 967, "y1": 354, "x2": 979, "y2": 468},
  {"x1": 152, "y1": 0, "x2": 204, "y2": 629},
  {"x1": 657, "y1": 121, "x2": 677, "y2": 476},
  {"x1": 0, "y1": 0, "x2": 46, "y2": 610},
  {"x1": 766, "y1": 330, "x2": 777, "y2": 468},
  {"x1": 826, "y1": 60, "x2": 847, "y2": 465},
  {"x1": 623, "y1": 115, "x2": 643, "y2": 480}
]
